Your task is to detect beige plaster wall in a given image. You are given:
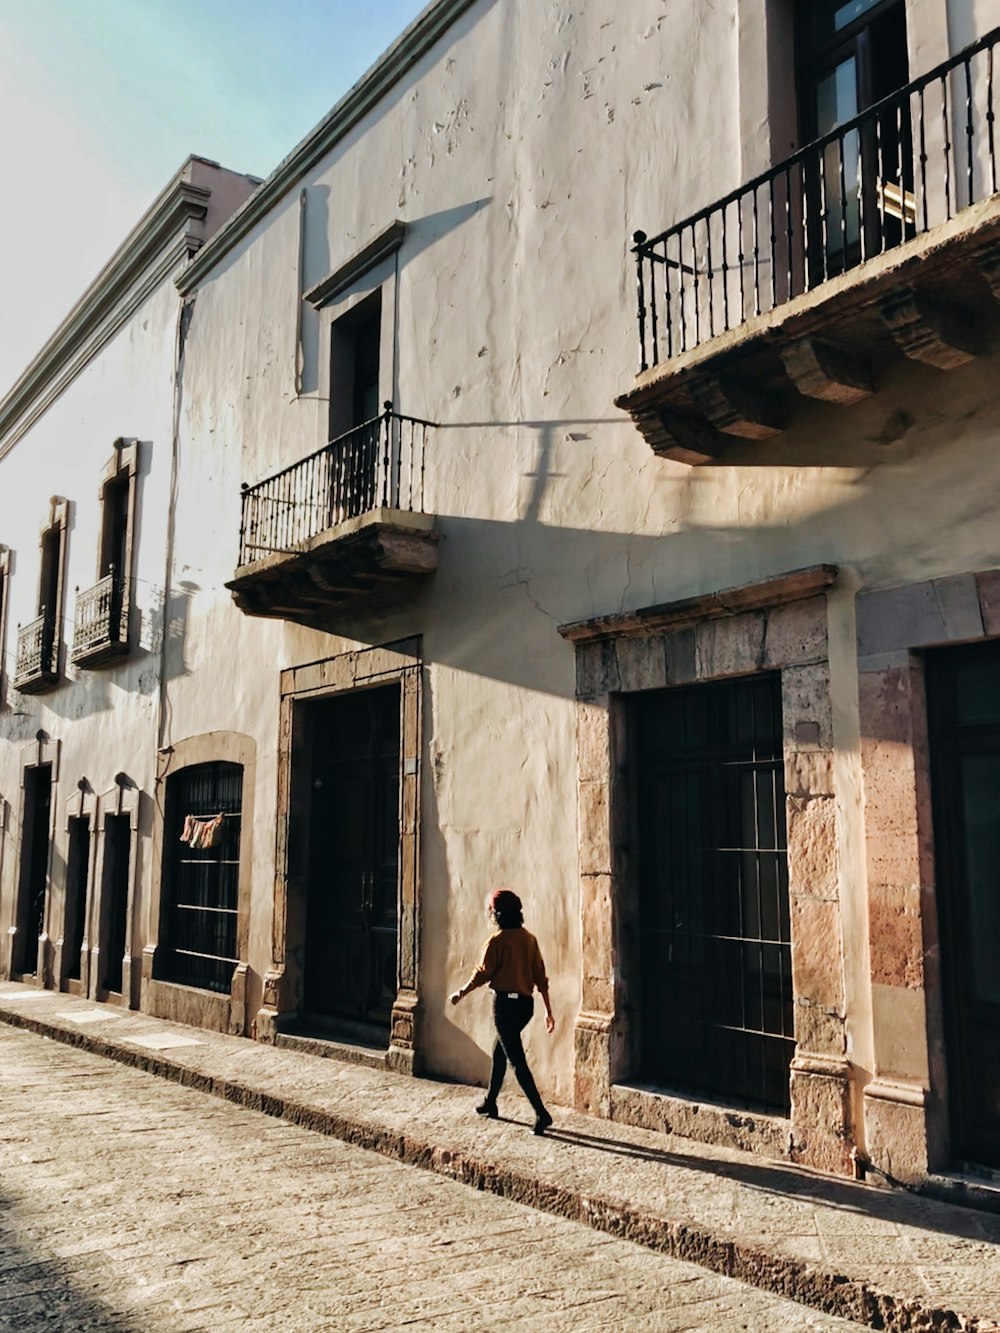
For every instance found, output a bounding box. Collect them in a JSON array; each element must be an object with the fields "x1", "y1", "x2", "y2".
[
  {"x1": 160, "y1": 0, "x2": 1000, "y2": 1108},
  {"x1": 0, "y1": 275, "x2": 179, "y2": 977}
]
